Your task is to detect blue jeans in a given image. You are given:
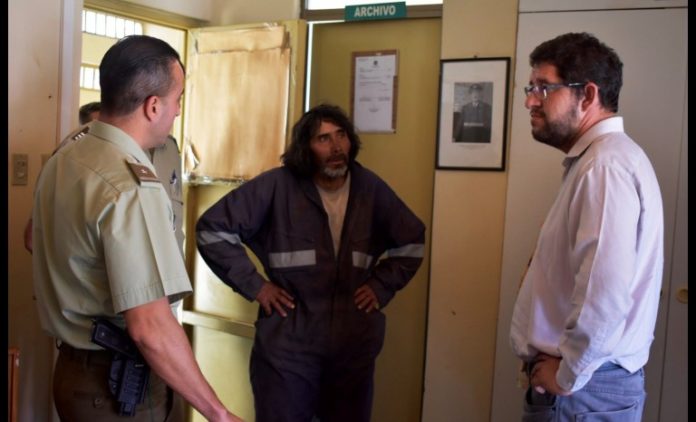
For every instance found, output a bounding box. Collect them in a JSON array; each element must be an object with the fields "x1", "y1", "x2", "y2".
[{"x1": 522, "y1": 363, "x2": 646, "y2": 421}]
